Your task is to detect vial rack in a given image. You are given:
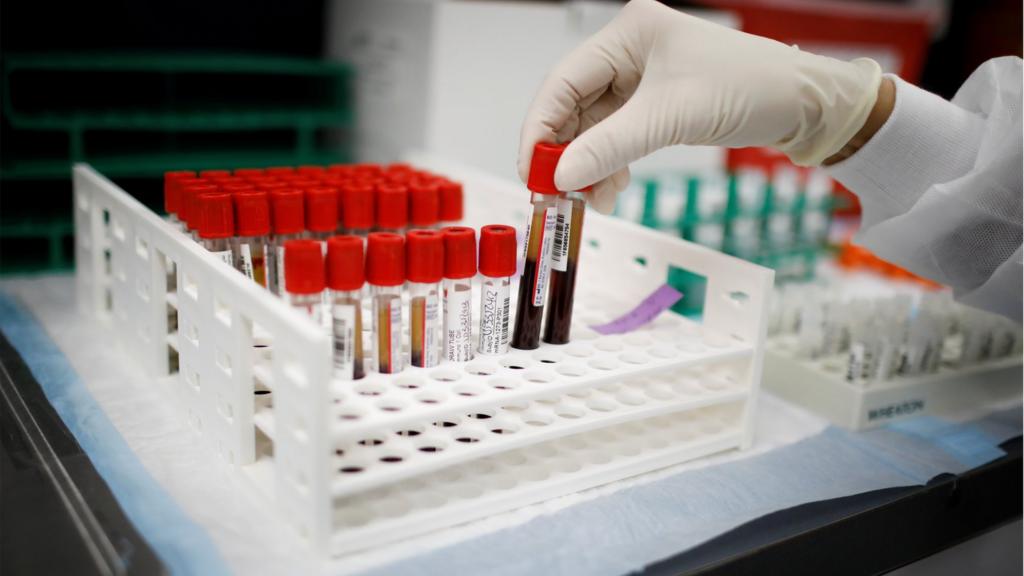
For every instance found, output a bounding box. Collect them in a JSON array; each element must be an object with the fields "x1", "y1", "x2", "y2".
[
  {"x1": 73, "y1": 157, "x2": 773, "y2": 556},
  {"x1": 763, "y1": 340, "x2": 1022, "y2": 430}
]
